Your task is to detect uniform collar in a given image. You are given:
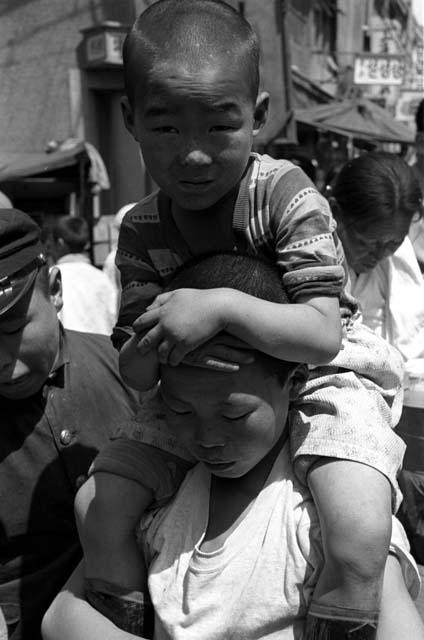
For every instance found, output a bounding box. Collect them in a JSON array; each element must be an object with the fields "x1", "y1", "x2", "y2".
[{"x1": 46, "y1": 325, "x2": 70, "y2": 386}]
